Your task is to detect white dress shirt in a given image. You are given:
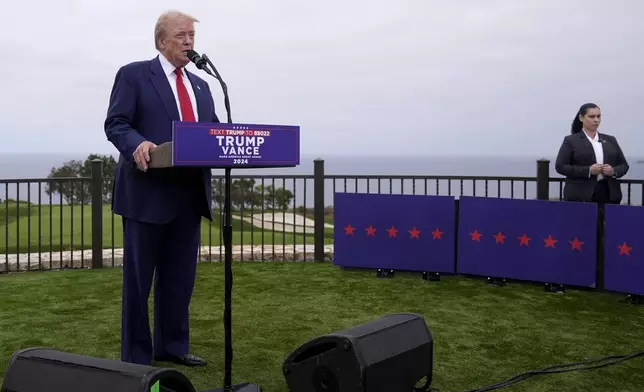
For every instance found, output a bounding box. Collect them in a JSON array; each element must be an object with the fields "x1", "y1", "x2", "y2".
[
  {"x1": 583, "y1": 129, "x2": 604, "y2": 180},
  {"x1": 158, "y1": 53, "x2": 199, "y2": 121}
]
